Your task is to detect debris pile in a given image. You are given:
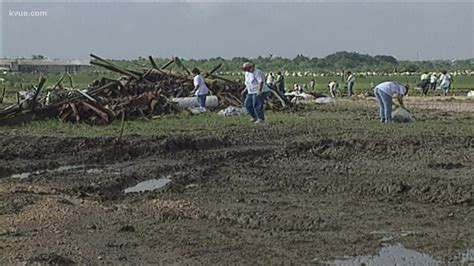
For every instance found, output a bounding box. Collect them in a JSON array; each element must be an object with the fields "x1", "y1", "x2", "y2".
[{"x1": 1, "y1": 54, "x2": 292, "y2": 126}]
